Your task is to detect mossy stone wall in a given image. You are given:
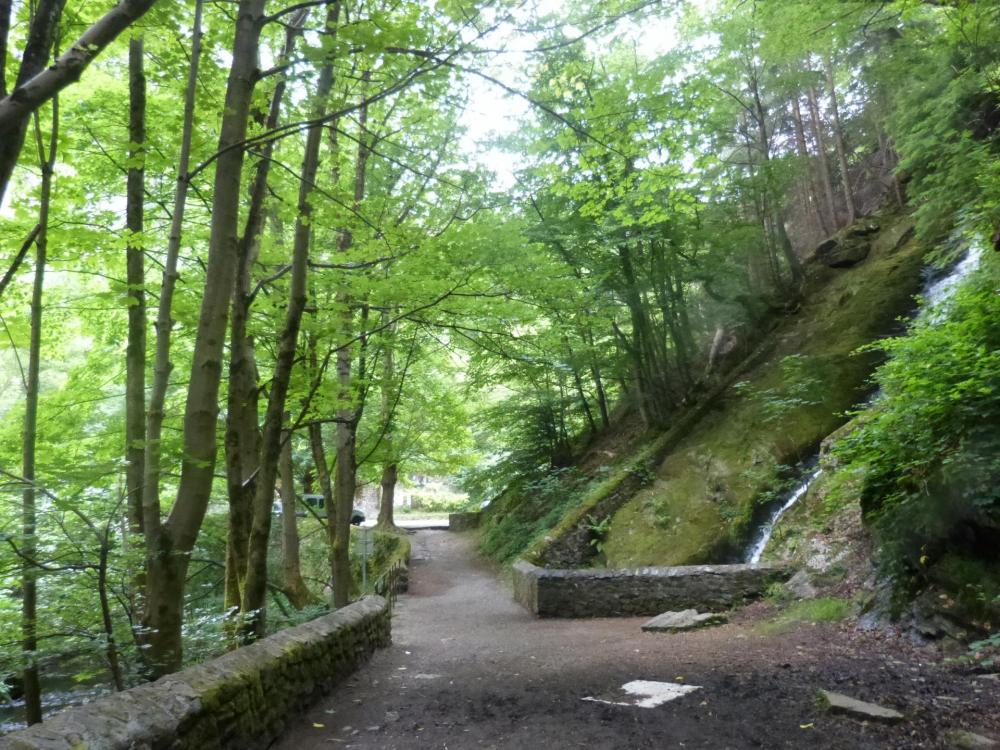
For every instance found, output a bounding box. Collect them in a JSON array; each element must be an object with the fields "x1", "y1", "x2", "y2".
[
  {"x1": 512, "y1": 559, "x2": 790, "y2": 617},
  {"x1": 448, "y1": 511, "x2": 481, "y2": 531},
  {"x1": 0, "y1": 596, "x2": 390, "y2": 750}
]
